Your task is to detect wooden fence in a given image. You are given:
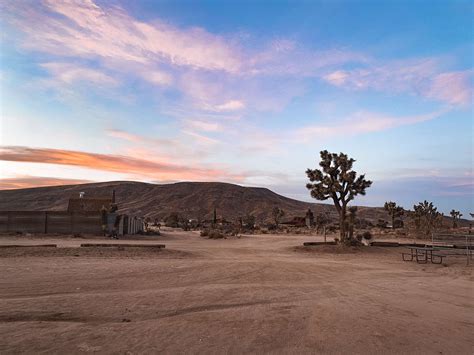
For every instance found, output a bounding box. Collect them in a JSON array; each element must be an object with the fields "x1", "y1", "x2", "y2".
[
  {"x1": 0, "y1": 211, "x2": 144, "y2": 235},
  {"x1": 0, "y1": 211, "x2": 102, "y2": 234}
]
